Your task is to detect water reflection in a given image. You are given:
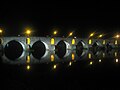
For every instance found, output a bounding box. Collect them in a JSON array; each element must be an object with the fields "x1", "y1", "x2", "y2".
[{"x1": 1, "y1": 48, "x2": 120, "y2": 65}]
